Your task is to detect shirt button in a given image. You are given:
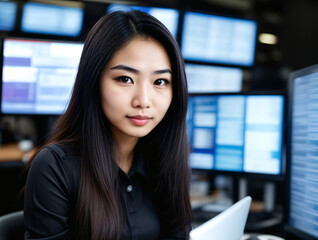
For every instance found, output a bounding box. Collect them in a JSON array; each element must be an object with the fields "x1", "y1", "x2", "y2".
[{"x1": 126, "y1": 185, "x2": 133, "y2": 192}]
